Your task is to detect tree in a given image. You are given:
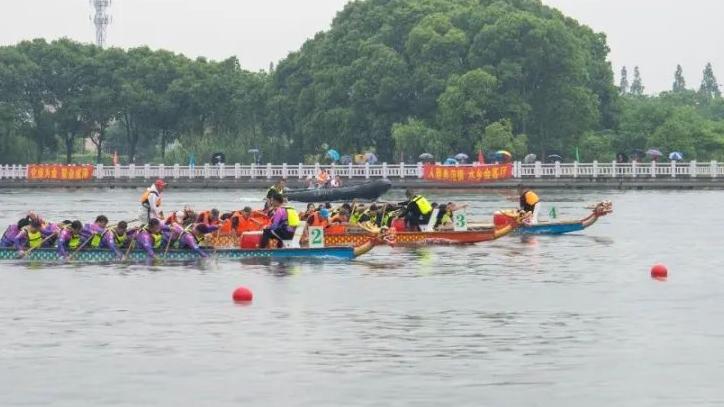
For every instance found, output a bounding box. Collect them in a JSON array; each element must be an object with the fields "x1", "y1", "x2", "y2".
[
  {"x1": 391, "y1": 118, "x2": 447, "y2": 161},
  {"x1": 619, "y1": 66, "x2": 629, "y2": 95},
  {"x1": 673, "y1": 64, "x2": 686, "y2": 93},
  {"x1": 699, "y1": 62, "x2": 721, "y2": 99},
  {"x1": 474, "y1": 119, "x2": 528, "y2": 158},
  {"x1": 630, "y1": 66, "x2": 644, "y2": 96}
]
